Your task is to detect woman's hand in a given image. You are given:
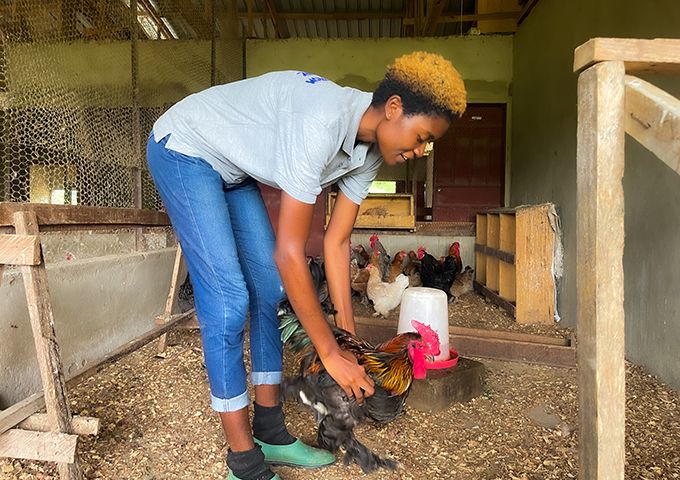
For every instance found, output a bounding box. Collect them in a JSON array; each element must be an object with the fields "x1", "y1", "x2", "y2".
[{"x1": 321, "y1": 348, "x2": 375, "y2": 403}]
